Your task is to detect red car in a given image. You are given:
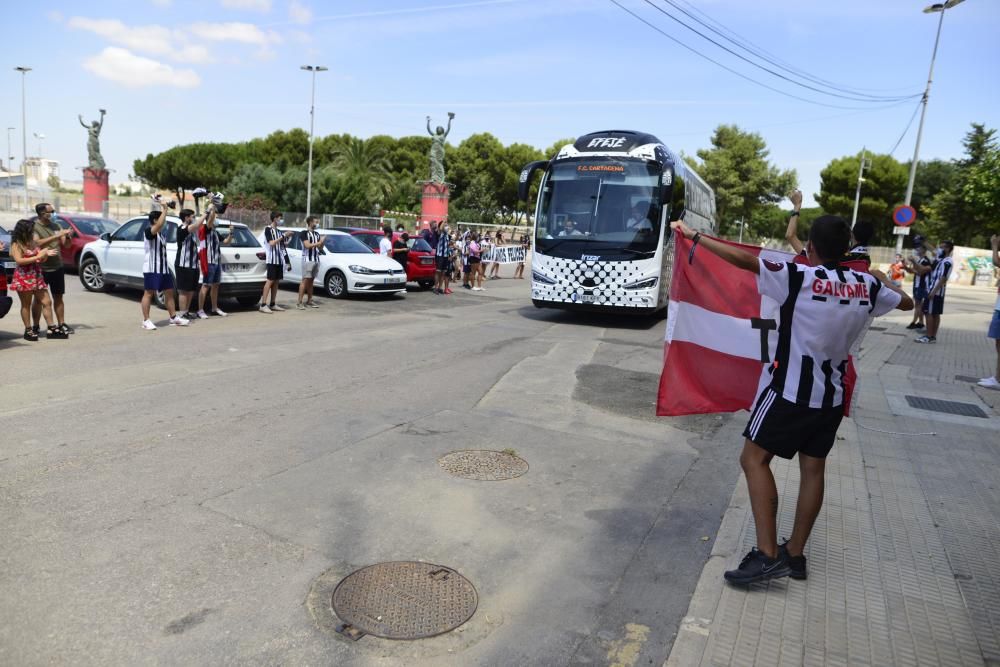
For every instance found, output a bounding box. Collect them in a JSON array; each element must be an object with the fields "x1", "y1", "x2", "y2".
[
  {"x1": 31, "y1": 213, "x2": 119, "y2": 271},
  {"x1": 333, "y1": 228, "x2": 436, "y2": 289}
]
